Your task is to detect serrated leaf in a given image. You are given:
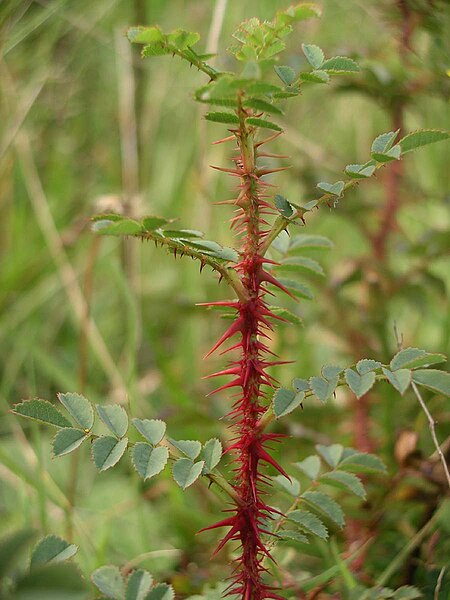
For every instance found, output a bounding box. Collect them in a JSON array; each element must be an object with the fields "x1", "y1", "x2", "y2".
[
  {"x1": 126, "y1": 569, "x2": 153, "y2": 600},
  {"x1": 382, "y1": 367, "x2": 411, "y2": 395},
  {"x1": 274, "y1": 194, "x2": 294, "y2": 217},
  {"x1": 317, "y1": 181, "x2": 345, "y2": 196},
  {"x1": 57, "y1": 392, "x2": 94, "y2": 431},
  {"x1": 96, "y1": 405, "x2": 128, "y2": 438},
  {"x1": 345, "y1": 369, "x2": 376, "y2": 399},
  {"x1": 277, "y1": 4, "x2": 322, "y2": 24},
  {"x1": 292, "y1": 378, "x2": 310, "y2": 393},
  {"x1": 268, "y1": 306, "x2": 303, "y2": 326},
  {"x1": 145, "y1": 583, "x2": 175, "y2": 600},
  {"x1": 279, "y1": 256, "x2": 325, "y2": 276},
  {"x1": 186, "y1": 239, "x2": 239, "y2": 262},
  {"x1": 273, "y1": 388, "x2": 304, "y2": 418},
  {"x1": 288, "y1": 510, "x2": 328, "y2": 539},
  {"x1": 172, "y1": 458, "x2": 204, "y2": 490},
  {"x1": 302, "y1": 44, "x2": 324, "y2": 68},
  {"x1": 321, "y1": 56, "x2": 359, "y2": 73},
  {"x1": 277, "y1": 278, "x2": 314, "y2": 299},
  {"x1": 95, "y1": 219, "x2": 143, "y2": 236},
  {"x1": 310, "y1": 376, "x2": 338, "y2": 402},
  {"x1": 12, "y1": 399, "x2": 72, "y2": 428},
  {"x1": 272, "y1": 475, "x2": 300, "y2": 496},
  {"x1": 319, "y1": 471, "x2": 366, "y2": 498},
  {"x1": 412, "y1": 369, "x2": 450, "y2": 396},
  {"x1": 294, "y1": 455, "x2": 321, "y2": 479},
  {"x1": 339, "y1": 451, "x2": 387, "y2": 473},
  {"x1": 52, "y1": 428, "x2": 87, "y2": 457},
  {"x1": 92, "y1": 565, "x2": 125, "y2": 600},
  {"x1": 162, "y1": 229, "x2": 203, "y2": 239},
  {"x1": 356, "y1": 359, "x2": 382, "y2": 375},
  {"x1": 31, "y1": 535, "x2": 77, "y2": 570},
  {"x1": 169, "y1": 439, "x2": 201, "y2": 459},
  {"x1": 390, "y1": 348, "x2": 446, "y2": 371},
  {"x1": 132, "y1": 444, "x2": 168, "y2": 480},
  {"x1": 142, "y1": 216, "x2": 170, "y2": 231},
  {"x1": 372, "y1": 144, "x2": 401, "y2": 163},
  {"x1": 345, "y1": 163, "x2": 376, "y2": 178},
  {"x1": 201, "y1": 438, "x2": 222, "y2": 472},
  {"x1": 278, "y1": 530, "x2": 309, "y2": 543},
  {"x1": 205, "y1": 111, "x2": 239, "y2": 125},
  {"x1": 132, "y1": 419, "x2": 166, "y2": 445},
  {"x1": 371, "y1": 130, "x2": 399, "y2": 155},
  {"x1": 127, "y1": 26, "x2": 163, "y2": 45},
  {"x1": 274, "y1": 65, "x2": 296, "y2": 85},
  {"x1": 316, "y1": 444, "x2": 344, "y2": 467},
  {"x1": 167, "y1": 29, "x2": 200, "y2": 50},
  {"x1": 399, "y1": 129, "x2": 449, "y2": 154},
  {"x1": 92, "y1": 436, "x2": 128, "y2": 472},
  {"x1": 244, "y1": 98, "x2": 283, "y2": 115},
  {"x1": 299, "y1": 70, "x2": 330, "y2": 84},
  {"x1": 302, "y1": 491, "x2": 345, "y2": 527},
  {"x1": 290, "y1": 234, "x2": 333, "y2": 250},
  {"x1": 246, "y1": 117, "x2": 282, "y2": 131},
  {"x1": 322, "y1": 365, "x2": 342, "y2": 380}
]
